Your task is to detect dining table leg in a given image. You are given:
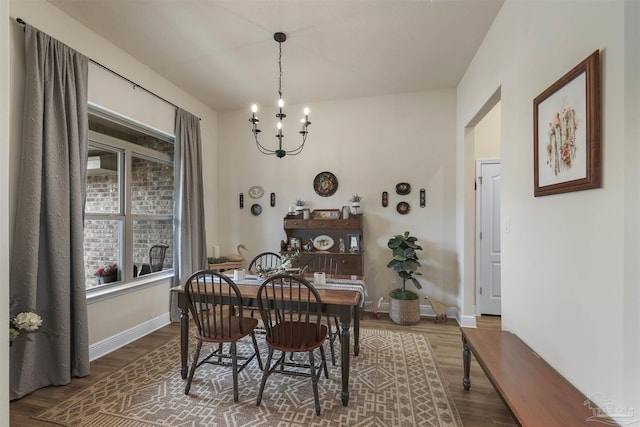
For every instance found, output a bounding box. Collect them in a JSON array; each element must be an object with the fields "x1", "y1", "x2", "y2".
[
  {"x1": 180, "y1": 306, "x2": 189, "y2": 379},
  {"x1": 353, "y1": 305, "x2": 360, "y2": 356},
  {"x1": 340, "y1": 318, "x2": 351, "y2": 406}
]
